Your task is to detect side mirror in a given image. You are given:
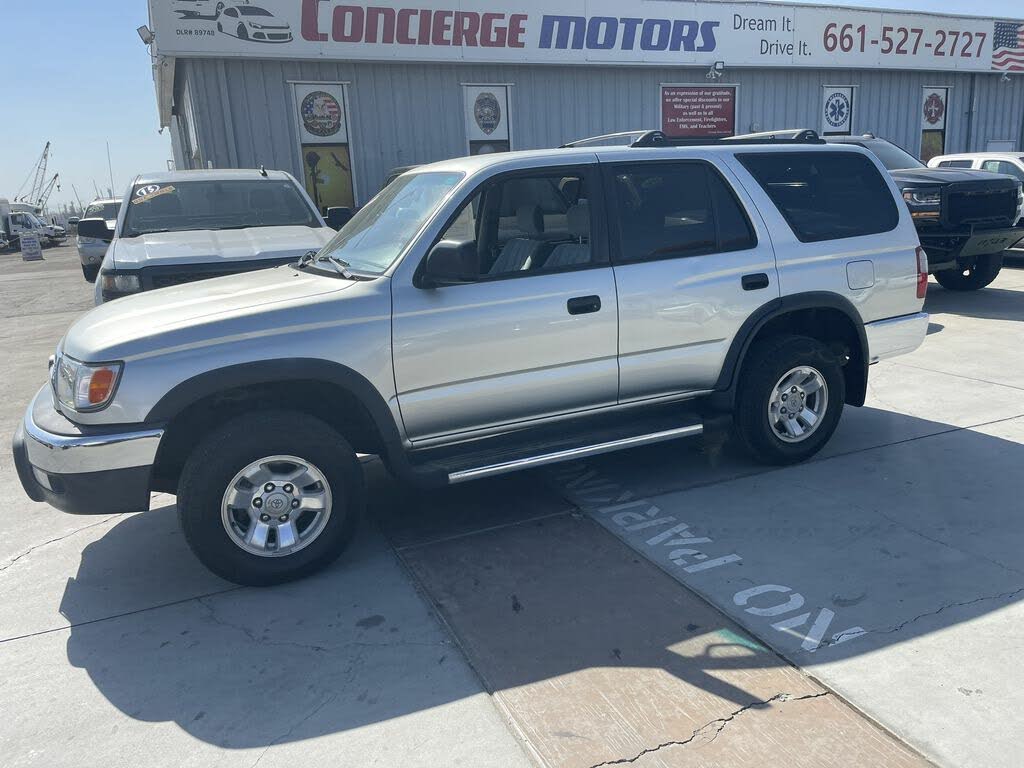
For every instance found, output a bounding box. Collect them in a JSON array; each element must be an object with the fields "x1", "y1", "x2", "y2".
[
  {"x1": 419, "y1": 240, "x2": 477, "y2": 287},
  {"x1": 325, "y1": 206, "x2": 353, "y2": 230},
  {"x1": 77, "y1": 218, "x2": 113, "y2": 241}
]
